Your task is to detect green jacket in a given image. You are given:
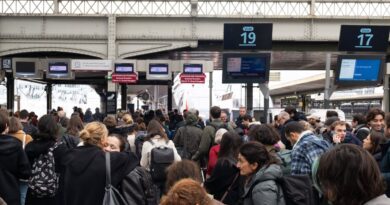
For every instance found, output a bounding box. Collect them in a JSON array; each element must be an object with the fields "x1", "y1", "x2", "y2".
[{"x1": 192, "y1": 119, "x2": 232, "y2": 161}]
